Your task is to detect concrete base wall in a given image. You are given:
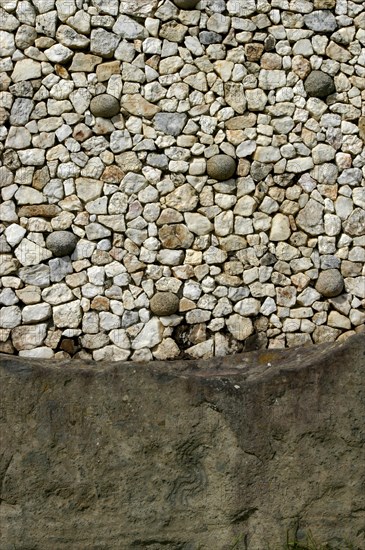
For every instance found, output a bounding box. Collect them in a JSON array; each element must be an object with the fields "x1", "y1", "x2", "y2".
[{"x1": 1, "y1": 335, "x2": 364, "y2": 549}]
